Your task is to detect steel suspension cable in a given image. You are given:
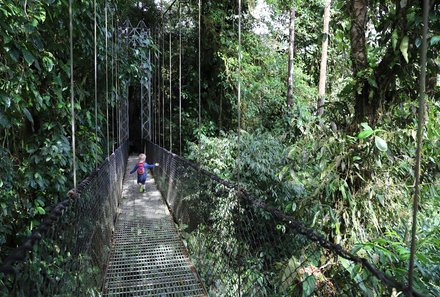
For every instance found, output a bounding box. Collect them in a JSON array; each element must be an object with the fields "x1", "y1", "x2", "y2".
[
  {"x1": 116, "y1": 19, "x2": 120, "y2": 147},
  {"x1": 141, "y1": 61, "x2": 145, "y2": 144},
  {"x1": 105, "y1": 4, "x2": 110, "y2": 158},
  {"x1": 117, "y1": 24, "x2": 119, "y2": 146},
  {"x1": 69, "y1": 0, "x2": 76, "y2": 189},
  {"x1": 111, "y1": 10, "x2": 115, "y2": 153},
  {"x1": 162, "y1": 18, "x2": 165, "y2": 148},
  {"x1": 237, "y1": 0, "x2": 242, "y2": 294},
  {"x1": 237, "y1": 0, "x2": 242, "y2": 187},
  {"x1": 408, "y1": 0, "x2": 429, "y2": 291},
  {"x1": 152, "y1": 30, "x2": 155, "y2": 144},
  {"x1": 125, "y1": 27, "x2": 129, "y2": 143},
  {"x1": 158, "y1": 28, "x2": 162, "y2": 147},
  {"x1": 154, "y1": 30, "x2": 157, "y2": 144},
  {"x1": 157, "y1": 29, "x2": 160, "y2": 146},
  {"x1": 160, "y1": 0, "x2": 163, "y2": 148},
  {"x1": 94, "y1": 0, "x2": 98, "y2": 168},
  {"x1": 157, "y1": 30, "x2": 160, "y2": 145},
  {"x1": 197, "y1": 4, "x2": 203, "y2": 278},
  {"x1": 139, "y1": 25, "x2": 145, "y2": 147},
  {"x1": 118, "y1": 22, "x2": 121, "y2": 146},
  {"x1": 148, "y1": 38, "x2": 152, "y2": 146},
  {"x1": 198, "y1": 0, "x2": 201, "y2": 159},
  {"x1": 169, "y1": 31, "x2": 172, "y2": 152},
  {"x1": 179, "y1": 1, "x2": 182, "y2": 156}
]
